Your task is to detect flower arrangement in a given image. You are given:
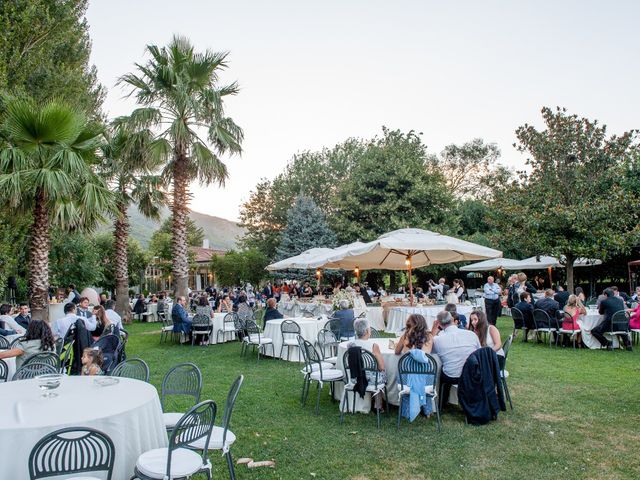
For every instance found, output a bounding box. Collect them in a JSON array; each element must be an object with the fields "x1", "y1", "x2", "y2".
[{"x1": 332, "y1": 289, "x2": 356, "y2": 311}]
